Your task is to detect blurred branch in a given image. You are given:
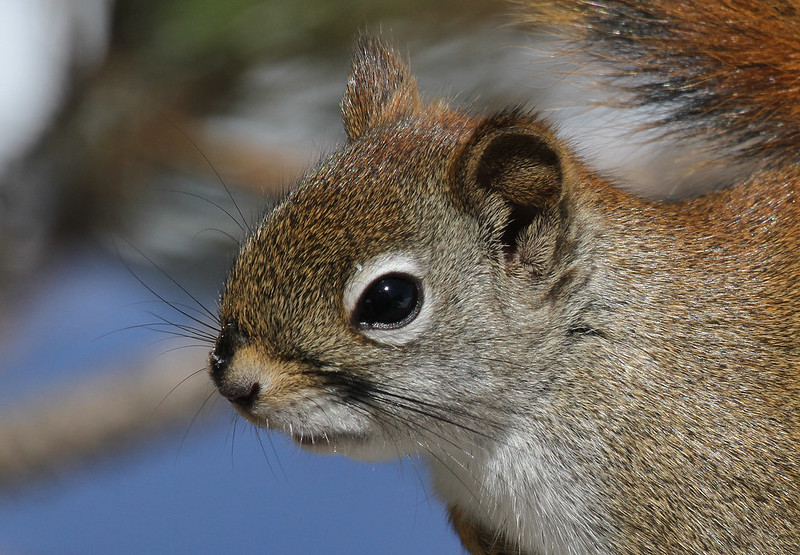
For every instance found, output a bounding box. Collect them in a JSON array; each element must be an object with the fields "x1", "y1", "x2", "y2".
[{"x1": 0, "y1": 350, "x2": 220, "y2": 491}]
